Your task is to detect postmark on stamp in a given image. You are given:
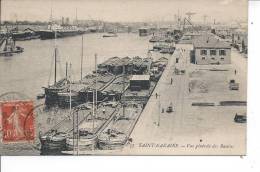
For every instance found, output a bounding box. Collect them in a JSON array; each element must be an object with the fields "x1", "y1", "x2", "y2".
[{"x1": 1, "y1": 100, "x2": 35, "y2": 143}]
